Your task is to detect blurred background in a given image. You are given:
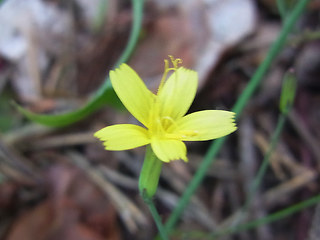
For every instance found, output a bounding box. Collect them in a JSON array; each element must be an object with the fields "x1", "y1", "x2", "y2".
[{"x1": 0, "y1": 0, "x2": 320, "y2": 239}]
